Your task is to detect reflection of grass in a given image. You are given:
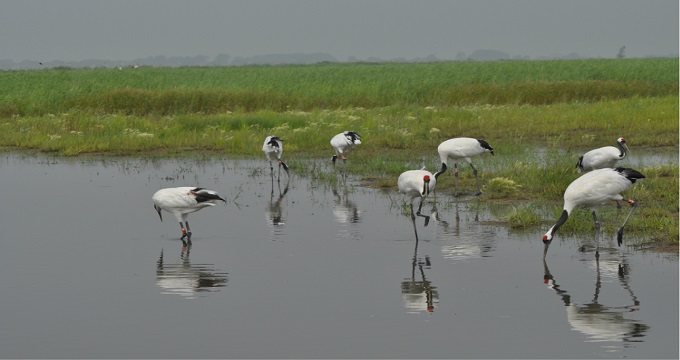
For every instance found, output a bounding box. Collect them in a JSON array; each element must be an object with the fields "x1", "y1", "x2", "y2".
[{"x1": 1, "y1": 59, "x2": 677, "y2": 248}]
